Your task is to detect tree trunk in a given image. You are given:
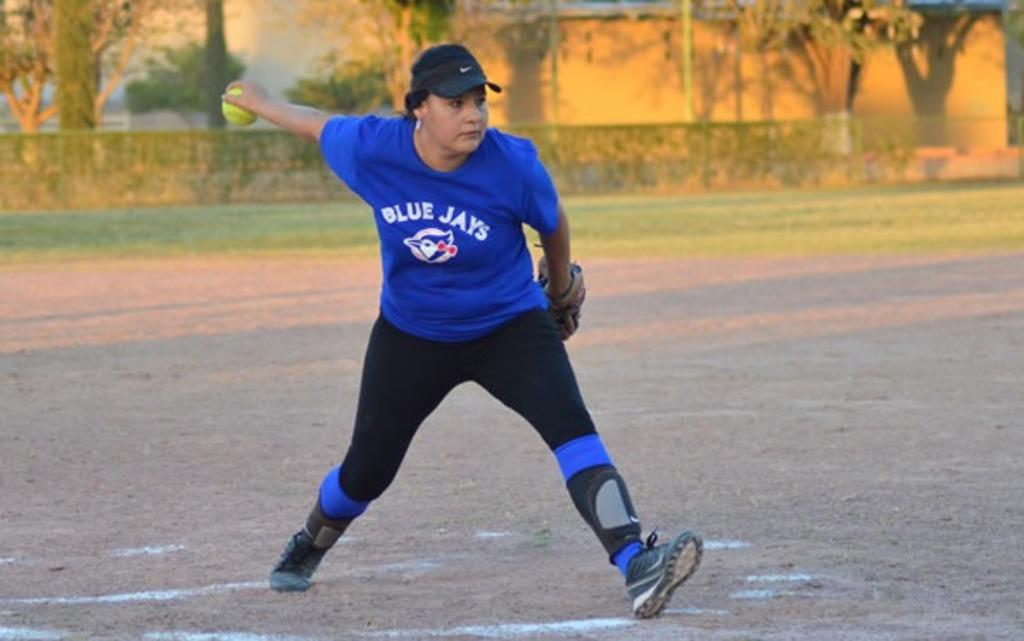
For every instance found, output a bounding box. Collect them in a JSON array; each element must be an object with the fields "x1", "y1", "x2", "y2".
[
  {"x1": 205, "y1": 0, "x2": 228, "y2": 129},
  {"x1": 498, "y1": 19, "x2": 549, "y2": 125},
  {"x1": 55, "y1": 0, "x2": 97, "y2": 130},
  {"x1": 795, "y1": 36, "x2": 854, "y2": 115},
  {"x1": 376, "y1": 5, "x2": 414, "y2": 113},
  {"x1": 733, "y1": 26, "x2": 743, "y2": 121},
  {"x1": 399, "y1": 7, "x2": 418, "y2": 113},
  {"x1": 795, "y1": 36, "x2": 856, "y2": 154},
  {"x1": 13, "y1": 108, "x2": 41, "y2": 133},
  {"x1": 757, "y1": 50, "x2": 773, "y2": 121},
  {"x1": 895, "y1": 15, "x2": 979, "y2": 146},
  {"x1": 94, "y1": 0, "x2": 148, "y2": 124},
  {"x1": 822, "y1": 109, "x2": 852, "y2": 155}
]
